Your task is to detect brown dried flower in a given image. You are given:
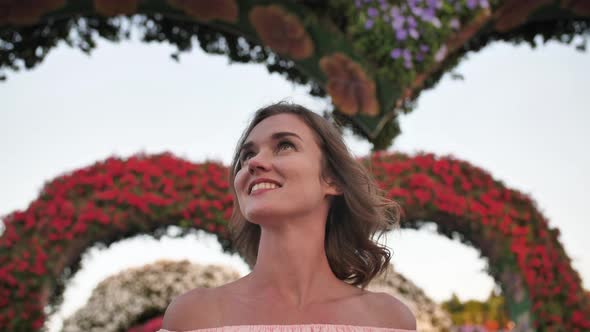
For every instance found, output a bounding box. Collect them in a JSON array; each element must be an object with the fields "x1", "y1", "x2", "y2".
[
  {"x1": 494, "y1": 0, "x2": 552, "y2": 32},
  {"x1": 562, "y1": 0, "x2": 590, "y2": 16},
  {"x1": 249, "y1": 5, "x2": 314, "y2": 60},
  {"x1": 94, "y1": 0, "x2": 138, "y2": 16},
  {"x1": 0, "y1": 0, "x2": 65, "y2": 25},
  {"x1": 319, "y1": 53, "x2": 379, "y2": 117},
  {"x1": 167, "y1": 0, "x2": 238, "y2": 23}
]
